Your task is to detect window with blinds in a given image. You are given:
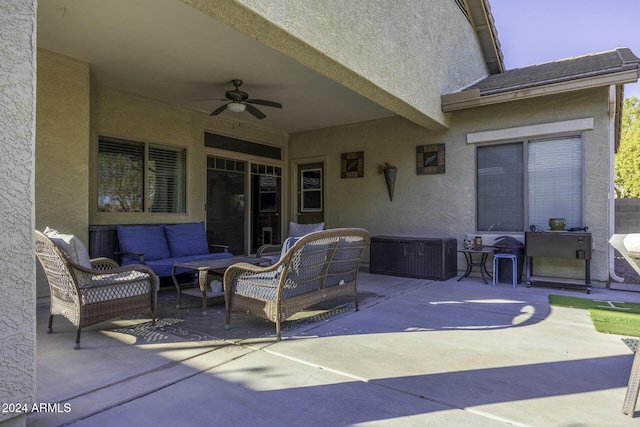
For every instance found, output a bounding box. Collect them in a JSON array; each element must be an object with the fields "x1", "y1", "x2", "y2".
[
  {"x1": 477, "y1": 143, "x2": 524, "y2": 231},
  {"x1": 476, "y1": 135, "x2": 583, "y2": 232},
  {"x1": 149, "y1": 145, "x2": 186, "y2": 213},
  {"x1": 528, "y1": 136, "x2": 583, "y2": 230},
  {"x1": 98, "y1": 136, "x2": 186, "y2": 213}
]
